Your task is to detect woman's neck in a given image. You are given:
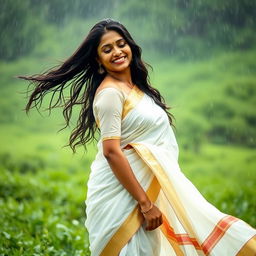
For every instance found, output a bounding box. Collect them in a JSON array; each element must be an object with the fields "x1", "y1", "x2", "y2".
[{"x1": 107, "y1": 68, "x2": 133, "y2": 88}]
